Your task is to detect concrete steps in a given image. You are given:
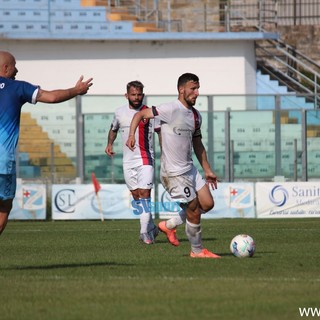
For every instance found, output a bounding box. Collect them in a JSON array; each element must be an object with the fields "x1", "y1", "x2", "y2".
[
  {"x1": 256, "y1": 70, "x2": 315, "y2": 109},
  {"x1": 80, "y1": 0, "x2": 163, "y2": 32},
  {"x1": 133, "y1": 22, "x2": 164, "y2": 32}
]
